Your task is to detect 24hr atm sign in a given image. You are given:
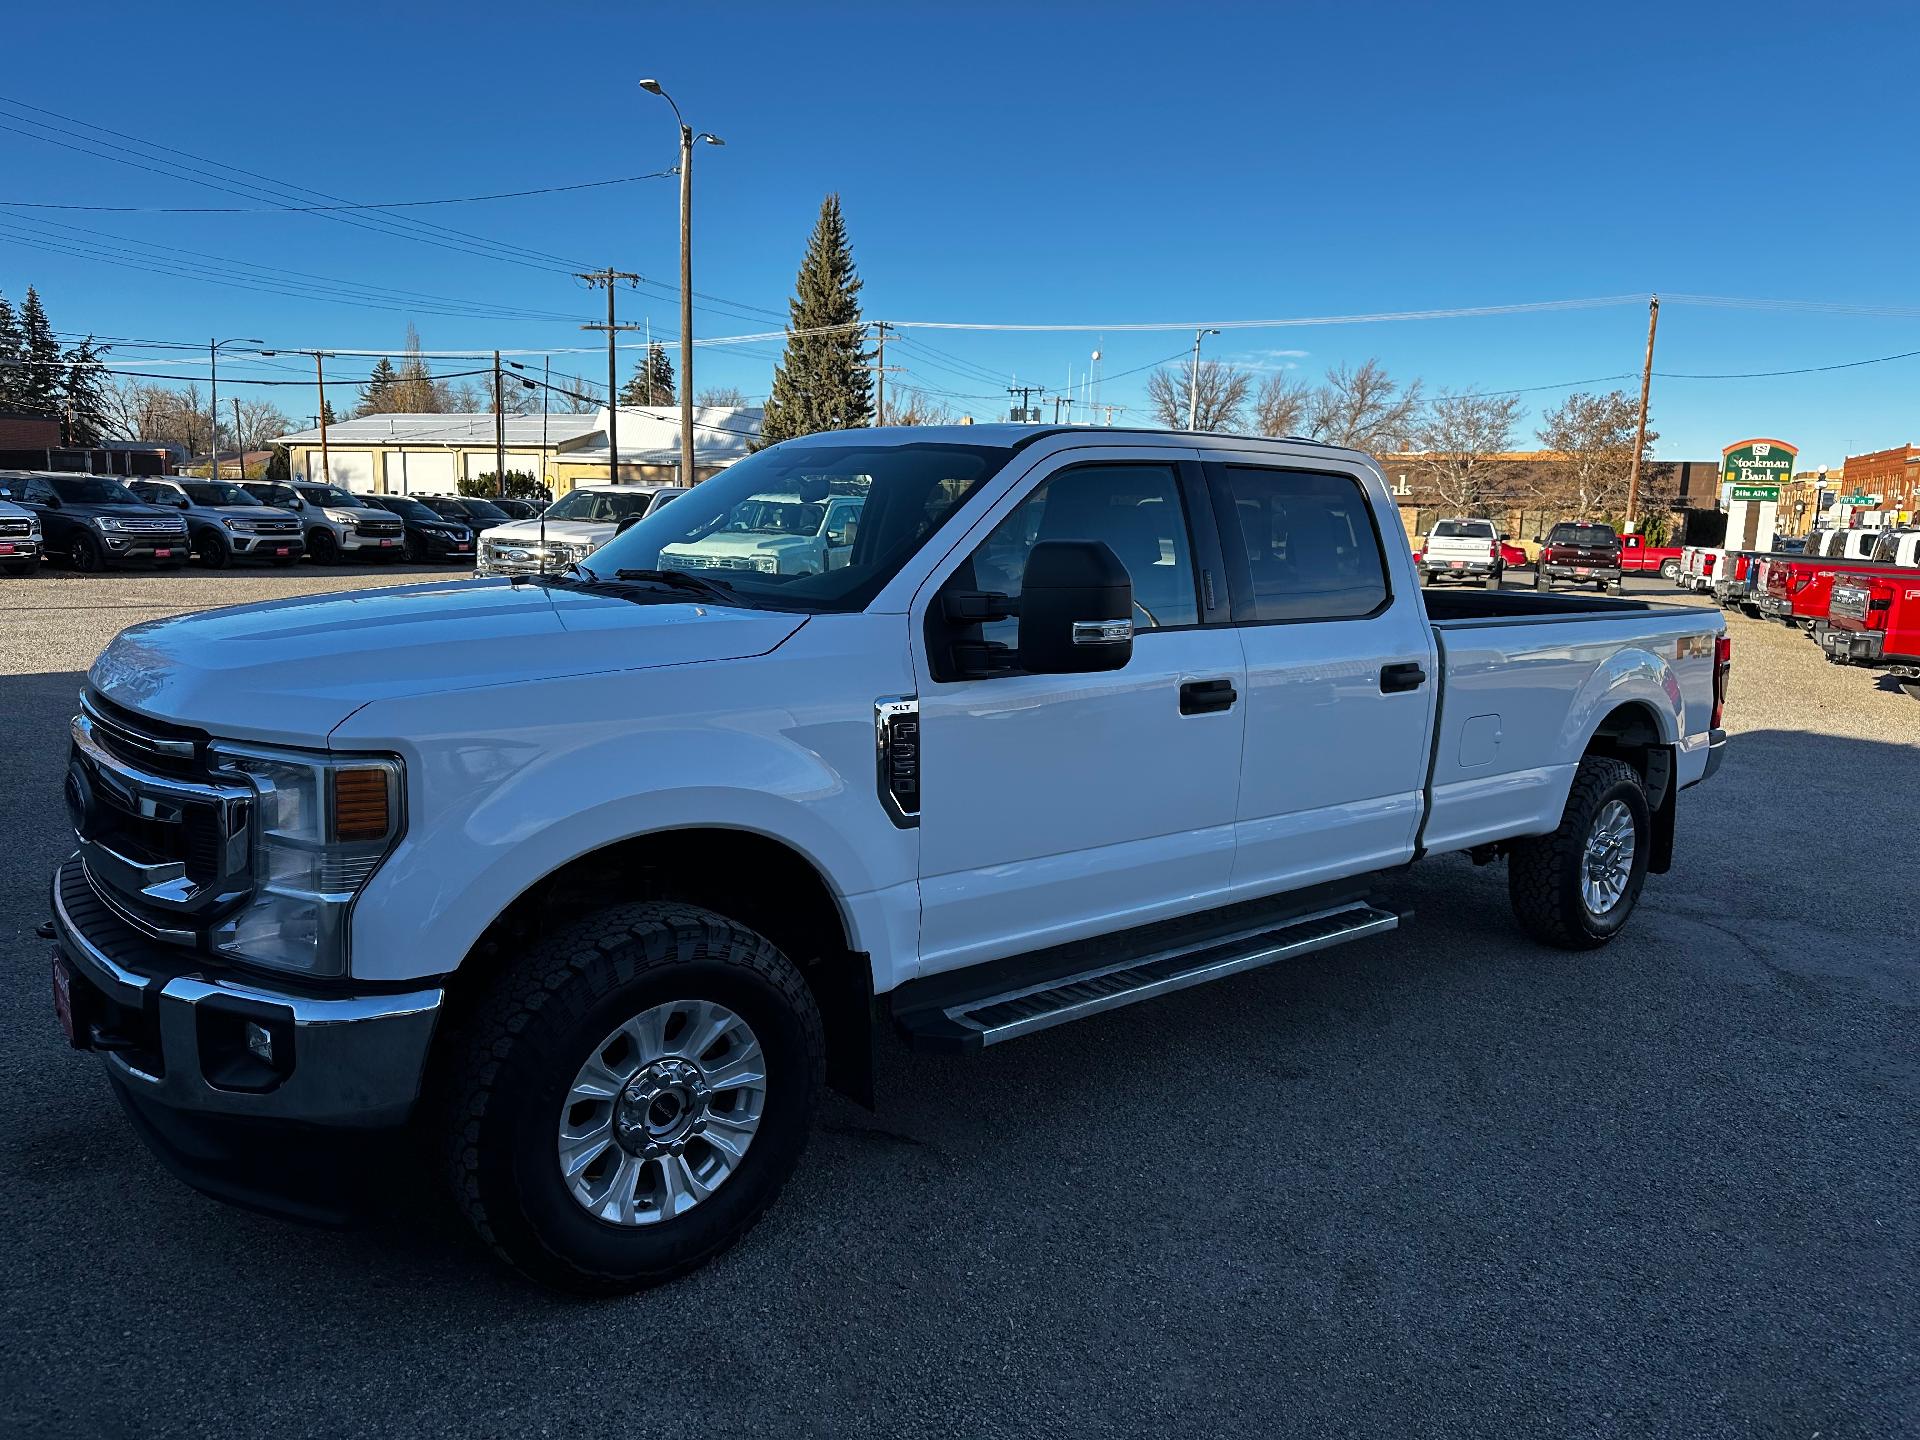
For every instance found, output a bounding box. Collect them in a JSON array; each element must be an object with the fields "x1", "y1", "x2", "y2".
[{"x1": 1722, "y1": 438, "x2": 1797, "y2": 501}]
